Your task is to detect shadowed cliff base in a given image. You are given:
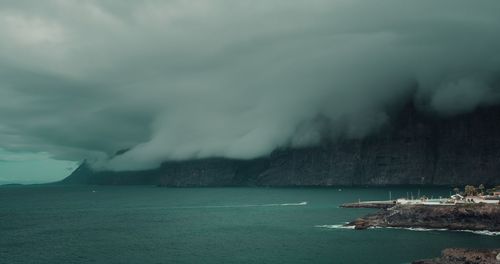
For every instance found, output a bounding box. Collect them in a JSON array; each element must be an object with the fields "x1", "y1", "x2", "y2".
[{"x1": 61, "y1": 103, "x2": 500, "y2": 186}]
